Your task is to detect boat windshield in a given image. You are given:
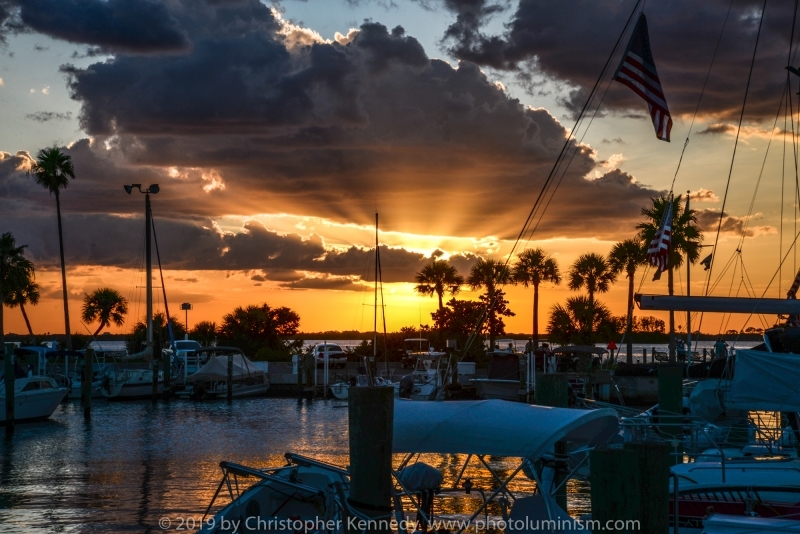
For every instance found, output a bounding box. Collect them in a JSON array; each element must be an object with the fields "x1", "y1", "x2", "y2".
[
  {"x1": 404, "y1": 338, "x2": 429, "y2": 353},
  {"x1": 175, "y1": 340, "x2": 202, "y2": 351}
]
